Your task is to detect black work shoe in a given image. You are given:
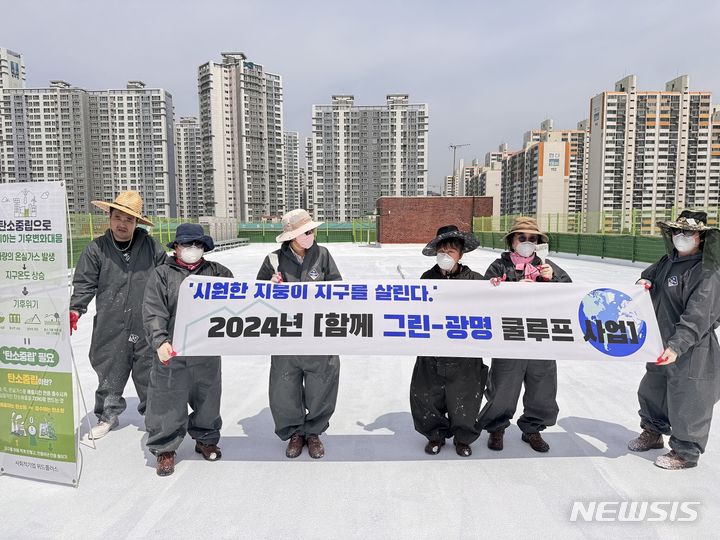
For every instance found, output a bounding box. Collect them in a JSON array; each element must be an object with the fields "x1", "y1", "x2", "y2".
[
  {"x1": 156, "y1": 451, "x2": 175, "y2": 477},
  {"x1": 522, "y1": 432, "x2": 550, "y2": 453},
  {"x1": 286, "y1": 433, "x2": 305, "y2": 458},
  {"x1": 487, "y1": 429, "x2": 505, "y2": 451},
  {"x1": 424, "y1": 440, "x2": 445, "y2": 455},
  {"x1": 195, "y1": 441, "x2": 222, "y2": 461},
  {"x1": 455, "y1": 442, "x2": 472, "y2": 457},
  {"x1": 654, "y1": 450, "x2": 698, "y2": 470},
  {"x1": 628, "y1": 428, "x2": 664, "y2": 452}
]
